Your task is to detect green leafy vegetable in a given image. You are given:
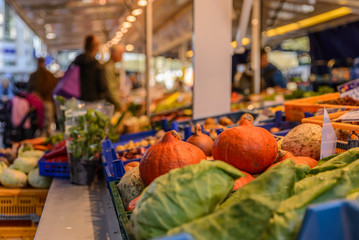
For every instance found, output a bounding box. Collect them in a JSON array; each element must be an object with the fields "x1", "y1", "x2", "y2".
[
  {"x1": 310, "y1": 148, "x2": 359, "y2": 174},
  {"x1": 28, "y1": 168, "x2": 52, "y2": 188},
  {"x1": 167, "y1": 159, "x2": 296, "y2": 240},
  {"x1": 294, "y1": 164, "x2": 311, "y2": 182},
  {"x1": 262, "y1": 172, "x2": 352, "y2": 240},
  {"x1": 67, "y1": 109, "x2": 110, "y2": 160},
  {"x1": 131, "y1": 160, "x2": 244, "y2": 240}
]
